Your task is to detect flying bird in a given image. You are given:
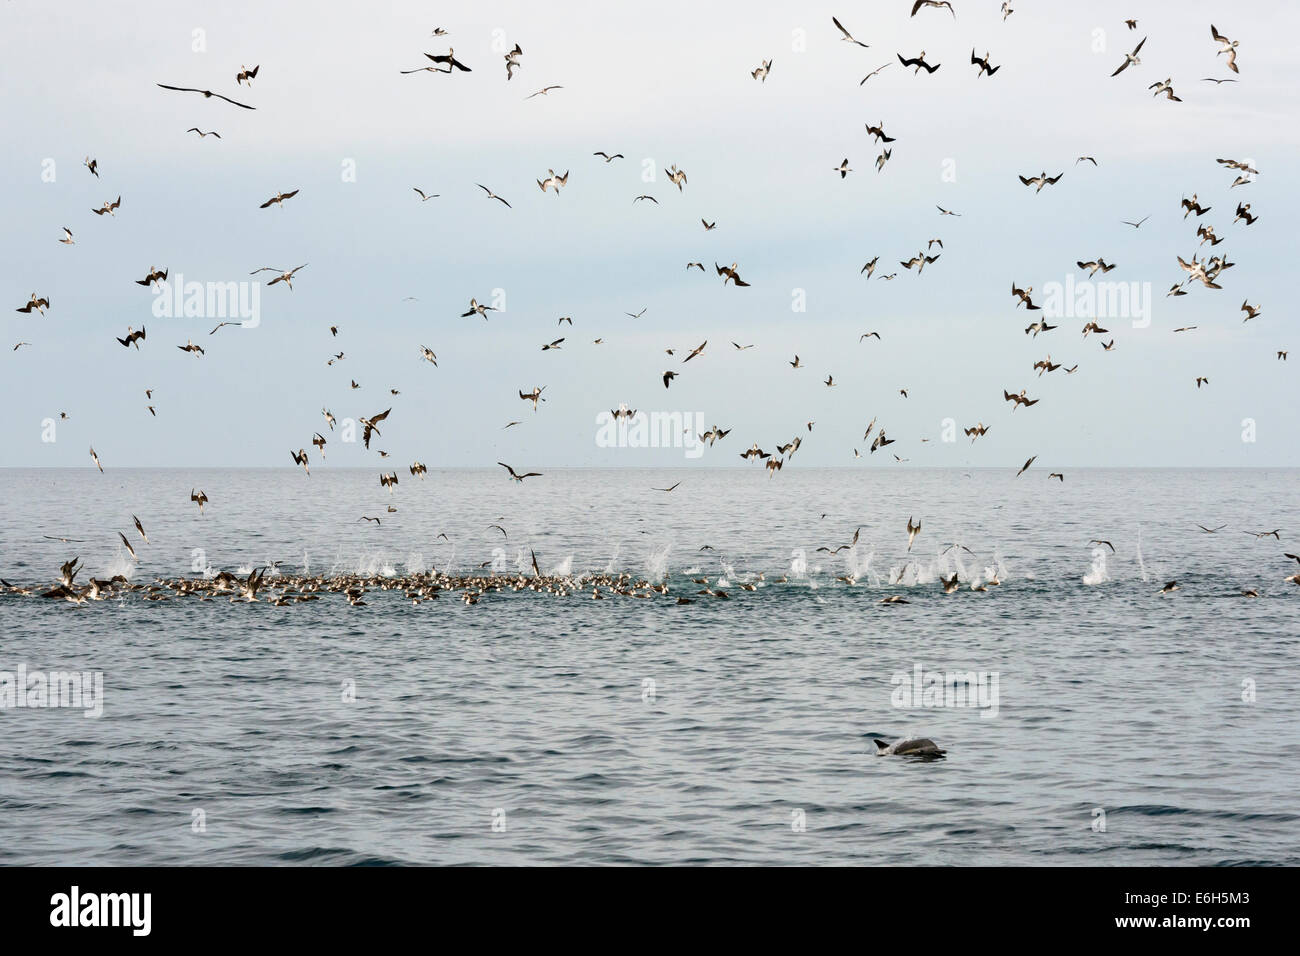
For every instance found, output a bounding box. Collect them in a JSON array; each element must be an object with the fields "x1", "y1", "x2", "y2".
[
  {"x1": 156, "y1": 83, "x2": 255, "y2": 109},
  {"x1": 498, "y1": 462, "x2": 542, "y2": 483},
  {"x1": 1110, "y1": 37, "x2": 1147, "y2": 76},
  {"x1": 832, "y1": 16, "x2": 869, "y2": 47}
]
